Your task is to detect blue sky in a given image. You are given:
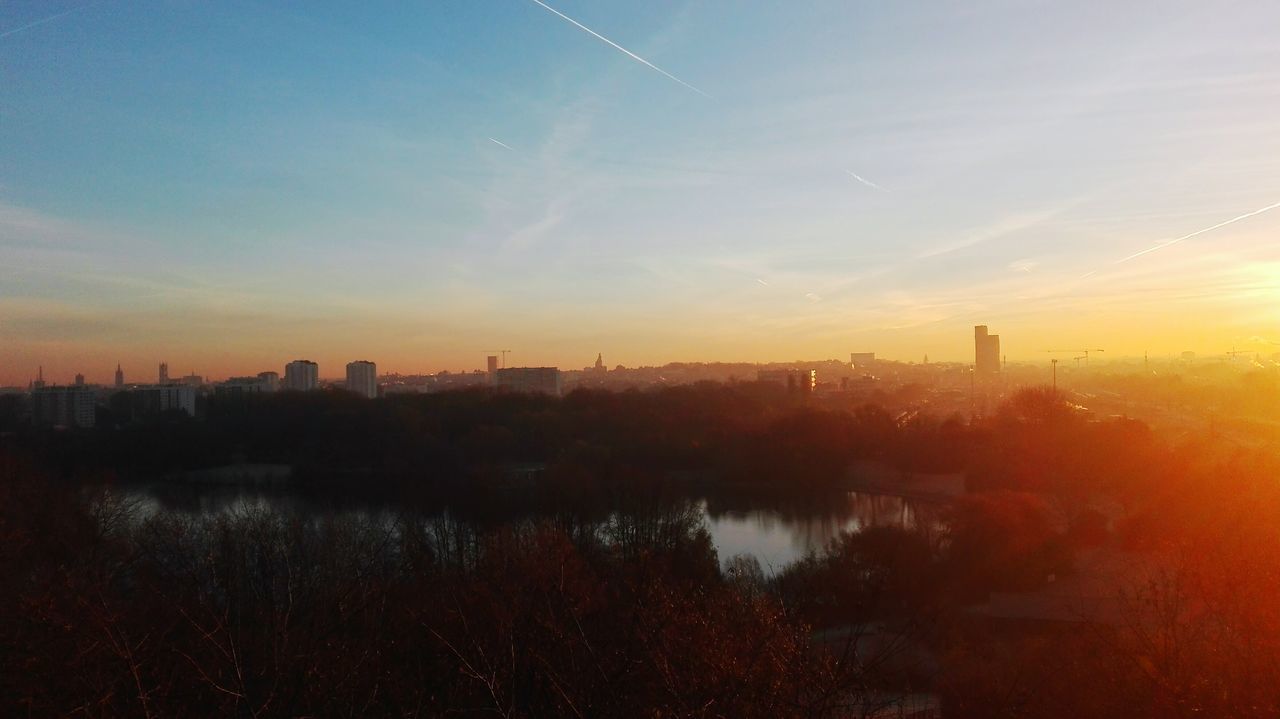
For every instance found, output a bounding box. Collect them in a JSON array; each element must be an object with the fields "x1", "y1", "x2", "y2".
[{"x1": 3, "y1": 0, "x2": 1280, "y2": 382}]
